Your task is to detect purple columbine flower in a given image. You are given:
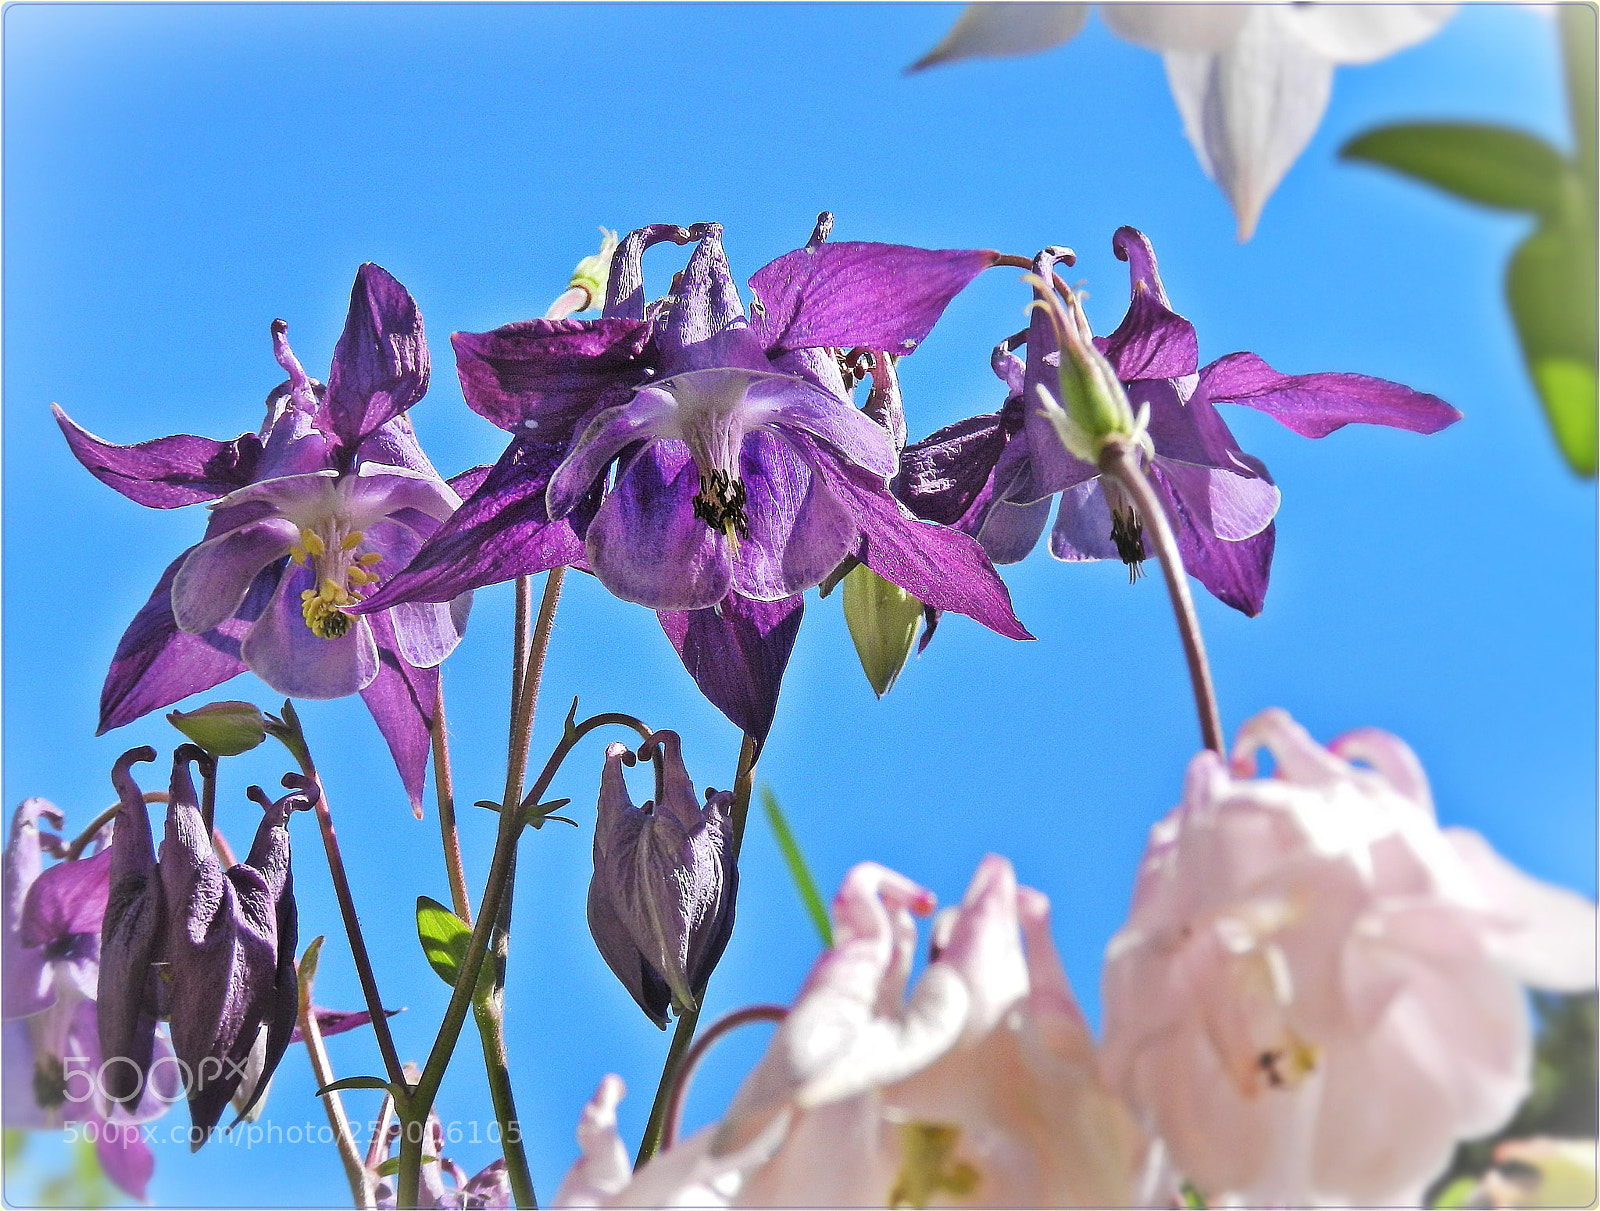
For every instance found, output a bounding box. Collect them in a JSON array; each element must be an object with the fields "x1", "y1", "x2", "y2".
[
  {"x1": 96, "y1": 745, "x2": 310, "y2": 1145},
  {"x1": 3, "y1": 798, "x2": 179, "y2": 1201},
  {"x1": 374, "y1": 1105, "x2": 513, "y2": 1209},
  {"x1": 588, "y1": 732, "x2": 737, "y2": 1028},
  {"x1": 360, "y1": 218, "x2": 1030, "y2": 740},
  {"x1": 55, "y1": 265, "x2": 469, "y2": 808},
  {"x1": 898, "y1": 228, "x2": 1462, "y2": 615}
]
